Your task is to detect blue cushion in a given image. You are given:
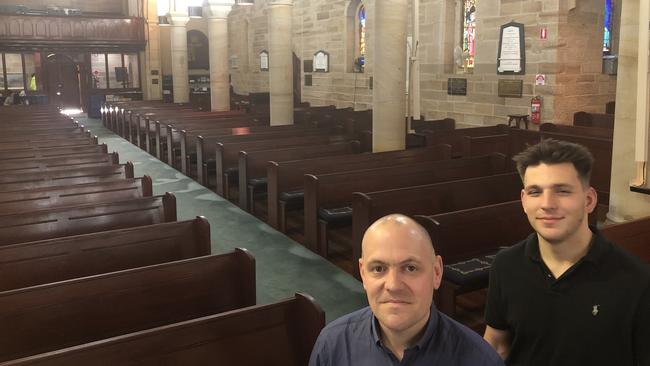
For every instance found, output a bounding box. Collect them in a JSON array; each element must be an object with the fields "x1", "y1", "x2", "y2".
[
  {"x1": 443, "y1": 247, "x2": 507, "y2": 291},
  {"x1": 248, "y1": 177, "x2": 268, "y2": 189},
  {"x1": 318, "y1": 206, "x2": 353, "y2": 224},
  {"x1": 279, "y1": 189, "x2": 304, "y2": 209},
  {"x1": 224, "y1": 167, "x2": 239, "y2": 183}
]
